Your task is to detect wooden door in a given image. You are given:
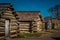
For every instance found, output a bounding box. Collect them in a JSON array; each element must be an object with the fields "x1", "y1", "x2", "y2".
[{"x1": 5, "y1": 20, "x2": 10, "y2": 37}]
